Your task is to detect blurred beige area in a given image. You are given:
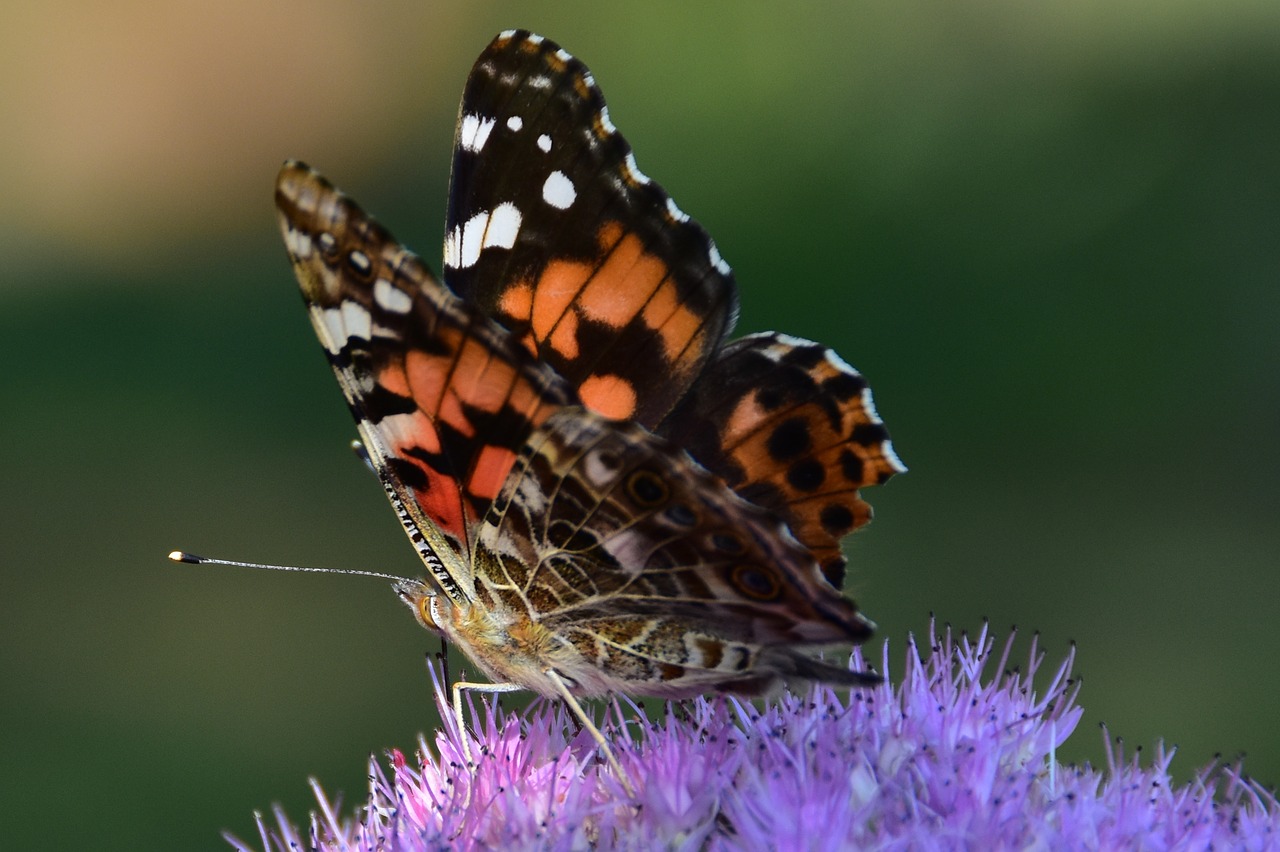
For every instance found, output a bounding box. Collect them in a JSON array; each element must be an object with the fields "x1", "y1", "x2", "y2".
[{"x1": 0, "y1": 1, "x2": 460, "y2": 274}]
